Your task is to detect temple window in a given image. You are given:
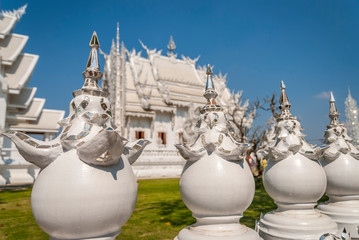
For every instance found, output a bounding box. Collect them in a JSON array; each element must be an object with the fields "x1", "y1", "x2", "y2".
[
  {"x1": 158, "y1": 132, "x2": 166, "y2": 145},
  {"x1": 135, "y1": 131, "x2": 145, "y2": 139},
  {"x1": 178, "y1": 132, "x2": 183, "y2": 144}
]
